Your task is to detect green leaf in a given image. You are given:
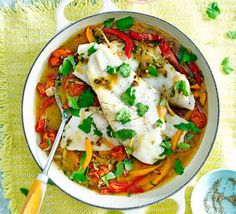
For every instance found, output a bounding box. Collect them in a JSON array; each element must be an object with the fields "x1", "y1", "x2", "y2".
[
  {"x1": 106, "y1": 65, "x2": 118, "y2": 75},
  {"x1": 20, "y1": 188, "x2": 29, "y2": 197},
  {"x1": 160, "y1": 139, "x2": 172, "y2": 157},
  {"x1": 103, "y1": 18, "x2": 115, "y2": 28},
  {"x1": 186, "y1": 133, "x2": 194, "y2": 141},
  {"x1": 67, "y1": 95, "x2": 80, "y2": 110},
  {"x1": 119, "y1": 63, "x2": 131, "y2": 78},
  {"x1": 177, "y1": 142, "x2": 191, "y2": 150},
  {"x1": 178, "y1": 46, "x2": 197, "y2": 65},
  {"x1": 174, "y1": 80, "x2": 189, "y2": 97},
  {"x1": 123, "y1": 159, "x2": 133, "y2": 171},
  {"x1": 136, "y1": 102, "x2": 149, "y2": 117},
  {"x1": 78, "y1": 89, "x2": 94, "y2": 108},
  {"x1": 206, "y1": 2, "x2": 221, "y2": 19},
  {"x1": 88, "y1": 43, "x2": 97, "y2": 56},
  {"x1": 116, "y1": 108, "x2": 131, "y2": 124},
  {"x1": 59, "y1": 56, "x2": 76, "y2": 76},
  {"x1": 70, "y1": 169, "x2": 87, "y2": 182},
  {"x1": 114, "y1": 129, "x2": 136, "y2": 141},
  {"x1": 125, "y1": 146, "x2": 133, "y2": 155},
  {"x1": 102, "y1": 172, "x2": 116, "y2": 186},
  {"x1": 92, "y1": 122, "x2": 103, "y2": 137},
  {"x1": 120, "y1": 86, "x2": 136, "y2": 106},
  {"x1": 221, "y1": 57, "x2": 234, "y2": 75},
  {"x1": 174, "y1": 122, "x2": 200, "y2": 133},
  {"x1": 78, "y1": 115, "x2": 93, "y2": 133},
  {"x1": 116, "y1": 16, "x2": 134, "y2": 32},
  {"x1": 174, "y1": 159, "x2": 184, "y2": 175},
  {"x1": 107, "y1": 125, "x2": 115, "y2": 138},
  {"x1": 80, "y1": 152, "x2": 86, "y2": 167},
  {"x1": 115, "y1": 162, "x2": 124, "y2": 177},
  {"x1": 227, "y1": 31, "x2": 236, "y2": 39},
  {"x1": 148, "y1": 65, "x2": 158, "y2": 77},
  {"x1": 155, "y1": 119, "x2": 163, "y2": 127},
  {"x1": 70, "y1": 108, "x2": 80, "y2": 117}
]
